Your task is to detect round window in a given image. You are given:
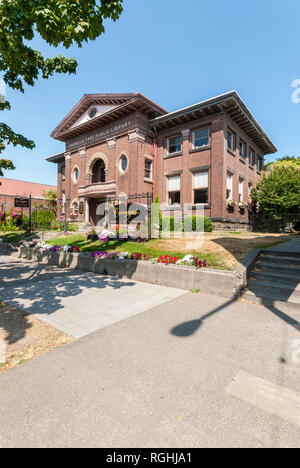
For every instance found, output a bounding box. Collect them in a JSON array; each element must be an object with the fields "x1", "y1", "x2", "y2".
[
  {"x1": 88, "y1": 108, "x2": 97, "y2": 119},
  {"x1": 120, "y1": 155, "x2": 128, "y2": 172},
  {"x1": 73, "y1": 167, "x2": 79, "y2": 183}
]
